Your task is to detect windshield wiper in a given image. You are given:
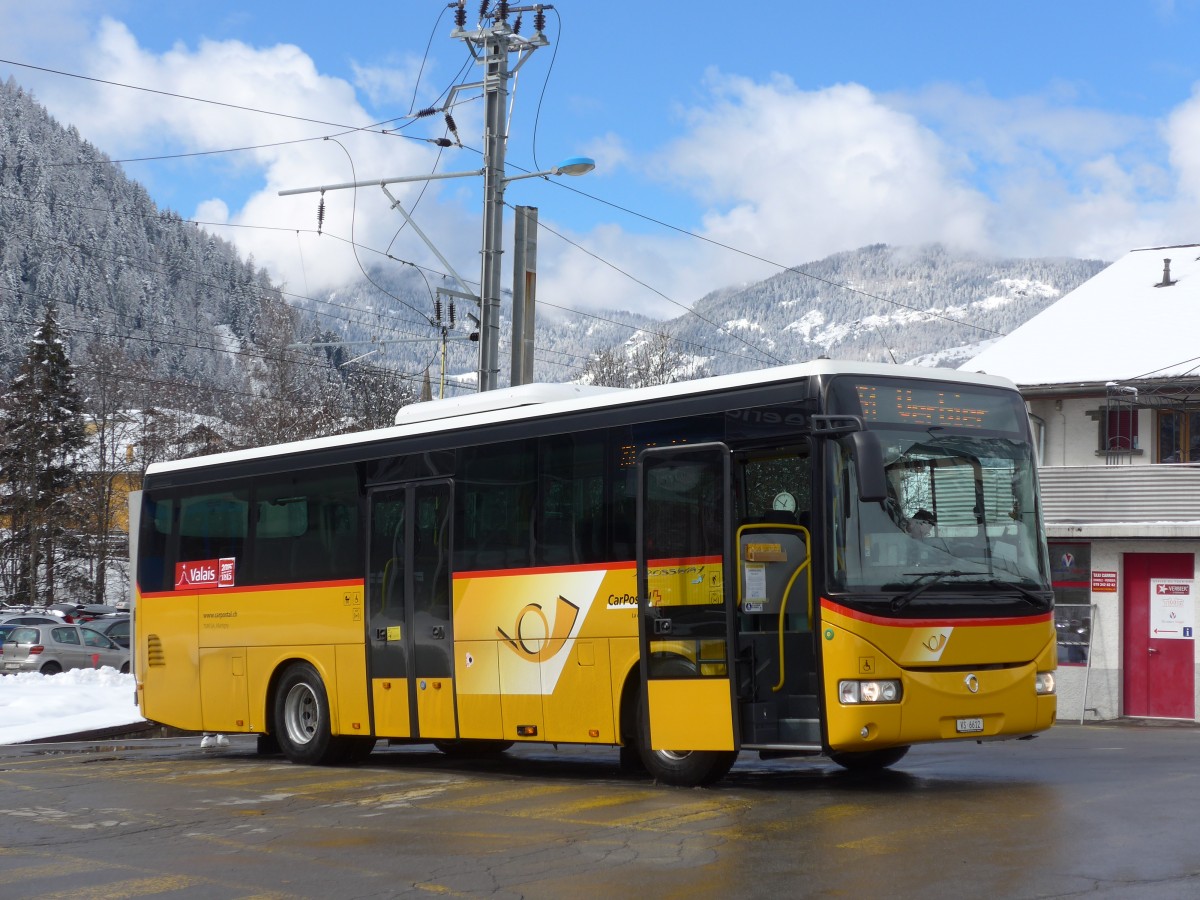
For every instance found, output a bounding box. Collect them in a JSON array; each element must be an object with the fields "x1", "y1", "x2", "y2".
[
  {"x1": 891, "y1": 570, "x2": 976, "y2": 611},
  {"x1": 986, "y1": 579, "x2": 1052, "y2": 609}
]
